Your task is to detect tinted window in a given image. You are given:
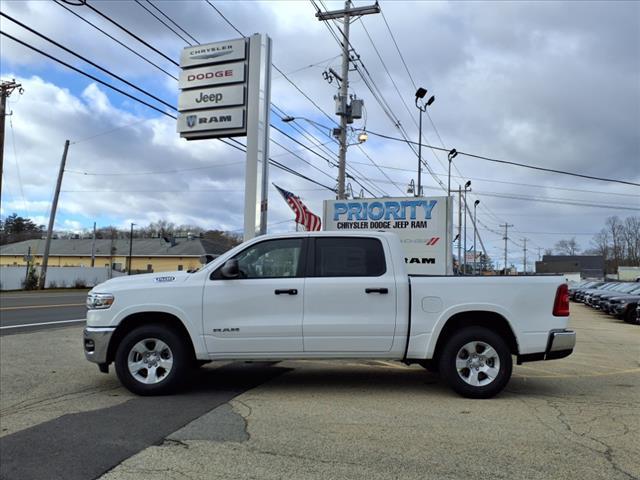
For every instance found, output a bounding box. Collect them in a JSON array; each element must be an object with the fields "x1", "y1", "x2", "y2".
[
  {"x1": 234, "y1": 238, "x2": 303, "y2": 279},
  {"x1": 315, "y1": 237, "x2": 386, "y2": 277}
]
